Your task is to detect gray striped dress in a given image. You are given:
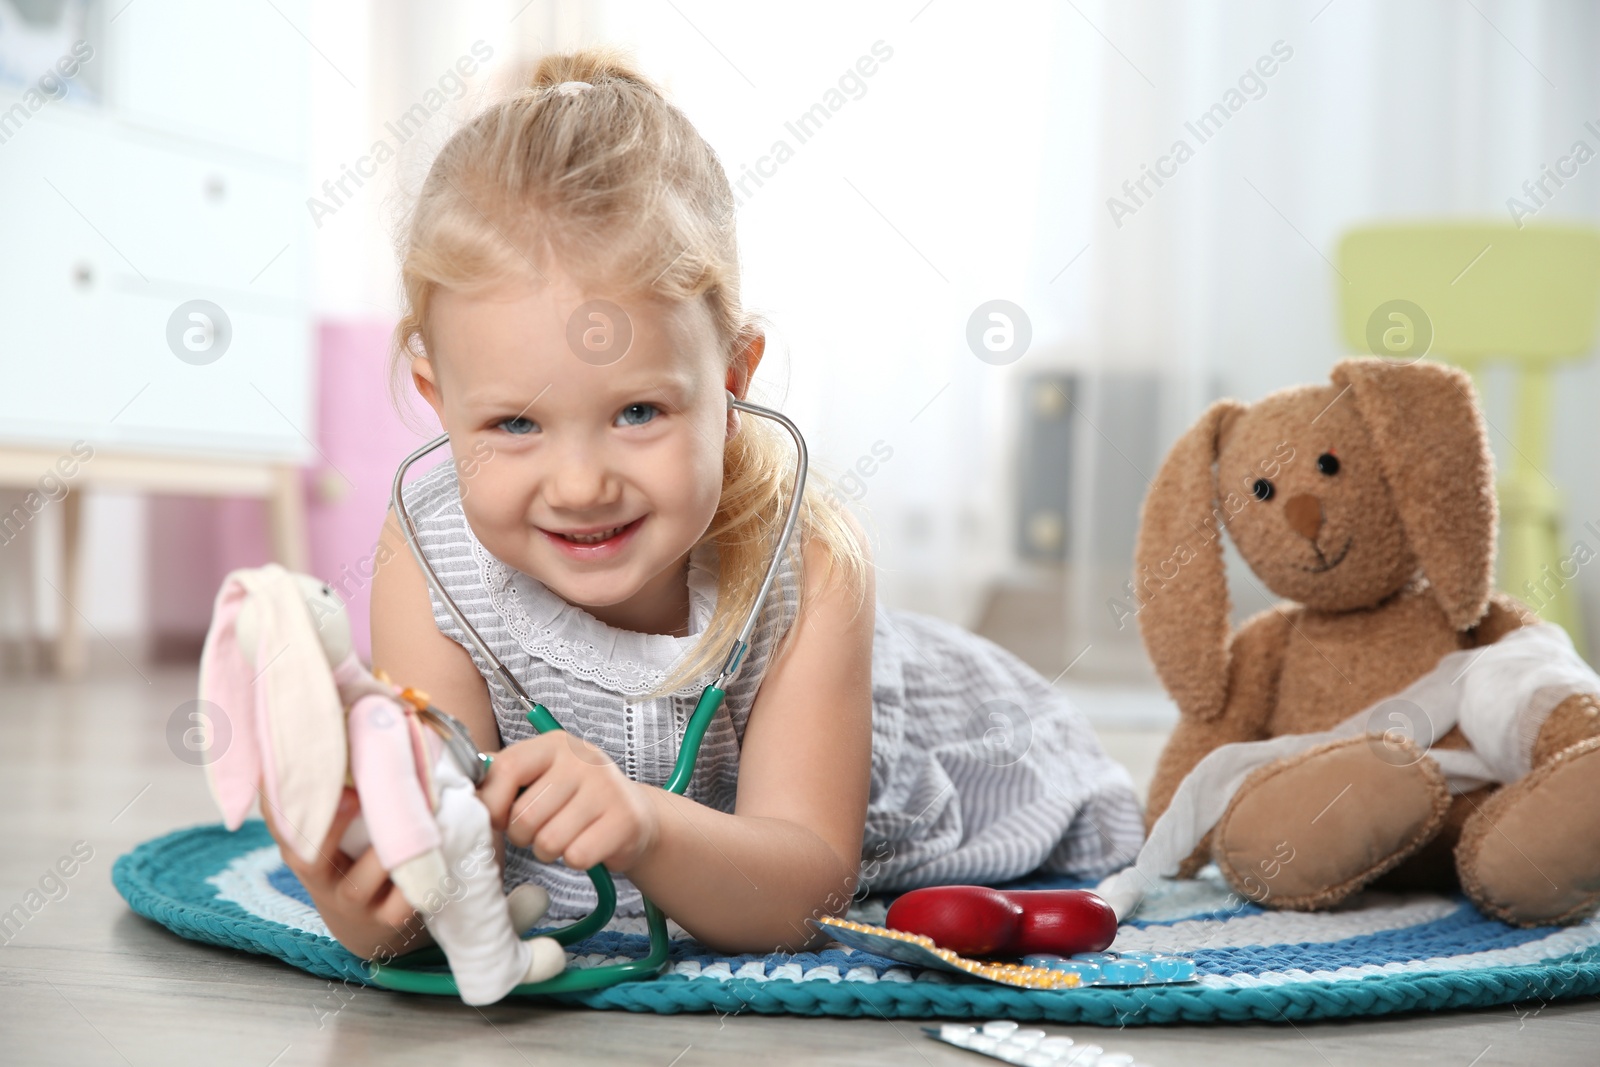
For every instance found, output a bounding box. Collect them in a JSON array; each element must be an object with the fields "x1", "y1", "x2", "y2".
[{"x1": 400, "y1": 459, "x2": 1142, "y2": 919}]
